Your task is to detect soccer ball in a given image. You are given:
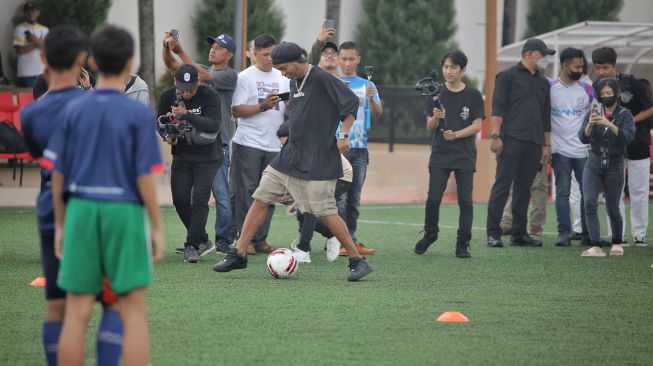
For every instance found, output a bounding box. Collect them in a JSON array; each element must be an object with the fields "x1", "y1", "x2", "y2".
[{"x1": 266, "y1": 248, "x2": 298, "y2": 279}]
